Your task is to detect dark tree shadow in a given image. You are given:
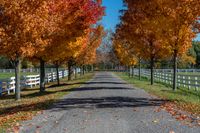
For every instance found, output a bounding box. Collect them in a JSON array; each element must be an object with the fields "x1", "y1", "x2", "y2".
[
  {"x1": 0, "y1": 99, "x2": 56, "y2": 116},
  {"x1": 22, "y1": 91, "x2": 56, "y2": 98},
  {"x1": 50, "y1": 96, "x2": 167, "y2": 112},
  {"x1": 60, "y1": 86, "x2": 133, "y2": 92},
  {"x1": 48, "y1": 81, "x2": 127, "y2": 88}
]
